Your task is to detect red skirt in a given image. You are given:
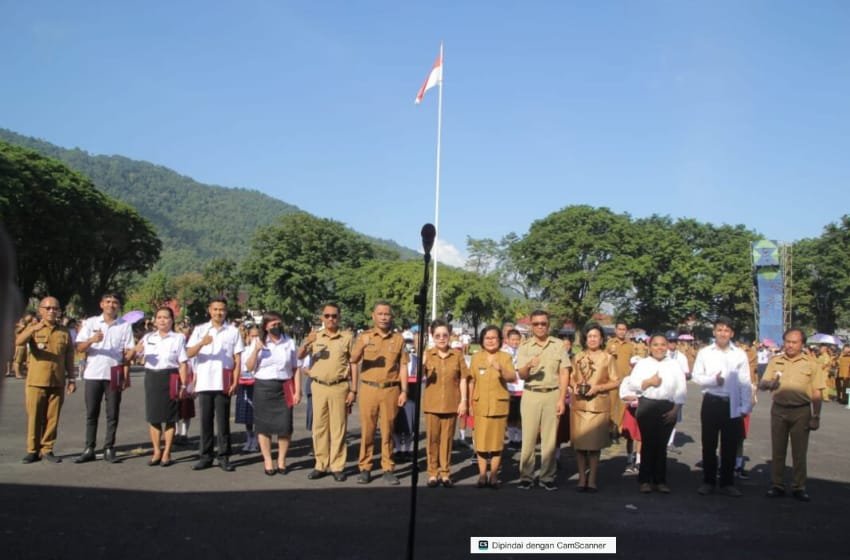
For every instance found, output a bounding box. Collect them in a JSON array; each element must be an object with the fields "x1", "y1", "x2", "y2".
[{"x1": 620, "y1": 405, "x2": 641, "y2": 442}]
